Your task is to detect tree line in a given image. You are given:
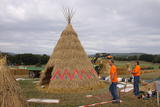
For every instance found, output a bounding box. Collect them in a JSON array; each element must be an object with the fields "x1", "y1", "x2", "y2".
[
  {"x1": 1, "y1": 52, "x2": 160, "y2": 65},
  {"x1": 114, "y1": 54, "x2": 160, "y2": 63},
  {"x1": 1, "y1": 53, "x2": 49, "y2": 65}
]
